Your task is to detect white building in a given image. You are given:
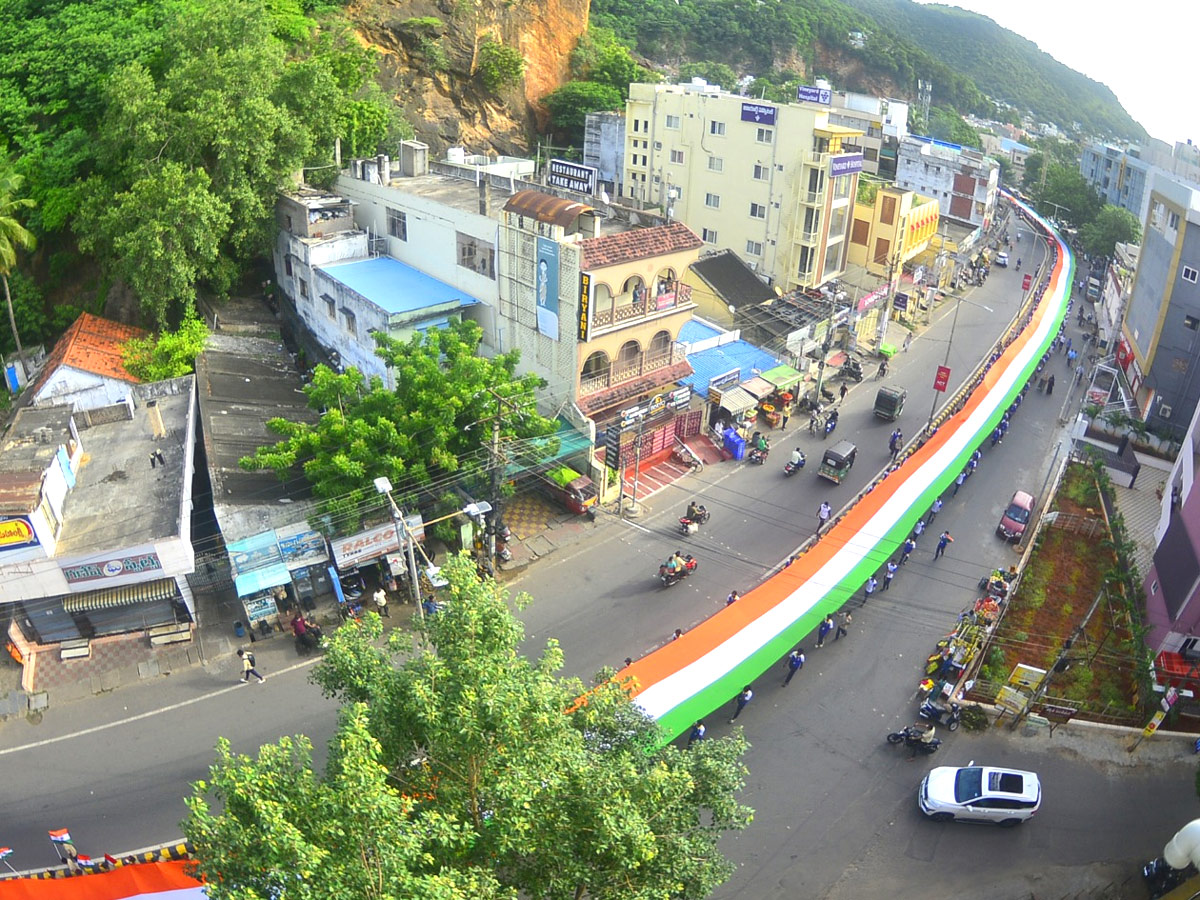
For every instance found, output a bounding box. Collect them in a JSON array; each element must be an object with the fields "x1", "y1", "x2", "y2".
[
  {"x1": 31, "y1": 313, "x2": 147, "y2": 411},
  {"x1": 584, "y1": 111, "x2": 626, "y2": 197},
  {"x1": 894, "y1": 135, "x2": 1000, "y2": 230},
  {"x1": 828, "y1": 91, "x2": 909, "y2": 178}
]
